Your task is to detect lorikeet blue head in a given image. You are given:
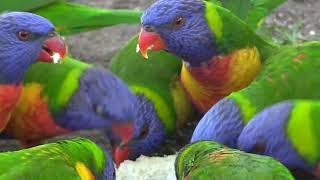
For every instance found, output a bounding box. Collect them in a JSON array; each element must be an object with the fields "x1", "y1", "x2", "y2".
[
  {"x1": 0, "y1": 12, "x2": 67, "y2": 83},
  {"x1": 191, "y1": 98, "x2": 244, "y2": 148},
  {"x1": 138, "y1": 0, "x2": 217, "y2": 66},
  {"x1": 57, "y1": 67, "x2": 138, "y2": 138},
  {"x1": 238, "y1": 101, "x2": 311, "y2": 172},
  {"x1": 112, "y1": 94, "x2": 166, "y2": 167}
]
